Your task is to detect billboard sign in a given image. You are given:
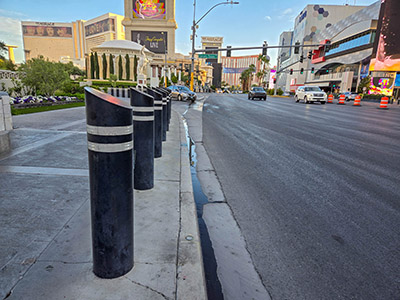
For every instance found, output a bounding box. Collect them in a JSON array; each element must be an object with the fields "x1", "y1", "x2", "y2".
[
  {"x1": 223, "y1": 67, "x2": 248, "y2": 74},
  {"x1": 133, "y1": 0, "x2": 166, "y2": 19},
  {"x1": 85, "y1": 19, "x2": 115, "y2": 37},
  {"x1": 369, "y1": 71, "x2": 396, "y2": 96},
  {"x1": 395, "y1": 73, "x2": 400, "y2": 87},
  {"x1": 370, "y1": 0, "x2": 400, "y2": 72},
  {"x1": 22, "y1": 24, "x2": 72, "y2": 38},
  {"x1": 132, "y1": 31, "x2": 167, "y2": 54}
]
